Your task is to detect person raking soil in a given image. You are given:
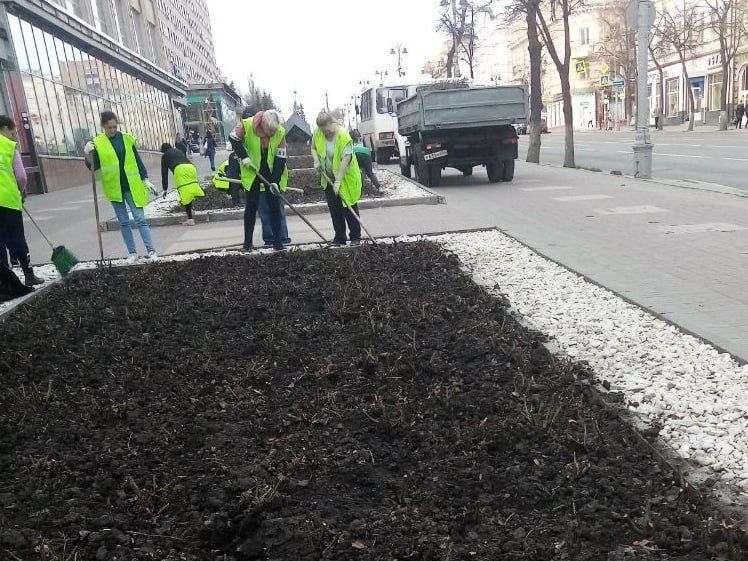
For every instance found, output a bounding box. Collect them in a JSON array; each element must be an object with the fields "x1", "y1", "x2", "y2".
[
  {"x1": 160, "y1": 142, "x2": 205, "y2": 226},
  {"x1": 229, "y1": 109, "x2": 288, "y2": 251},
  {"x1": 312, "y1": 111, "x2": 363, "y2": 246},
  {"x1": 85, "y1": 111, "x2": 159, "y2": 264},
  {"x1": 0, "y1": 114, "x2": 44, "y2": 287}
]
